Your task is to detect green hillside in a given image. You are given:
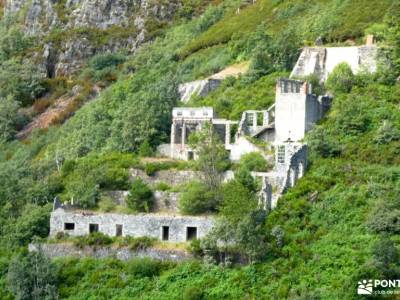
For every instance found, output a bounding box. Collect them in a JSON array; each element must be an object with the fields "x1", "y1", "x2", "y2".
[{"x1": 0, "y1": 0, "x2": 399, "y2": 299}]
